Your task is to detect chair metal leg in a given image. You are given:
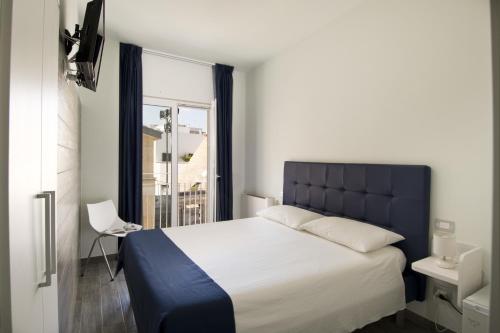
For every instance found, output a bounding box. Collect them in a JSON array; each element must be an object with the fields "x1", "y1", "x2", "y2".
[
  {"x1": 81, "y1": 236, "x2": 99, "y2": 277},
  {"x1": 98, "y1": 237, "x2": 114, "y2": 281}
]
